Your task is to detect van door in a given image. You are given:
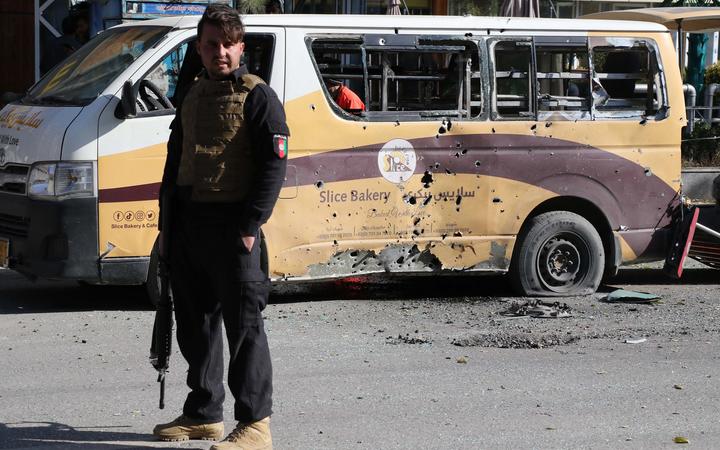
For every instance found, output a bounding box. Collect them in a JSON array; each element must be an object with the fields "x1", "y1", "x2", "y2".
[
  {"x1": 96, "y1": 35, "x2": 192, "y2": 263},
  {"x1": 96, "y1": 28, "x2": 286, "y2": 266}
]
